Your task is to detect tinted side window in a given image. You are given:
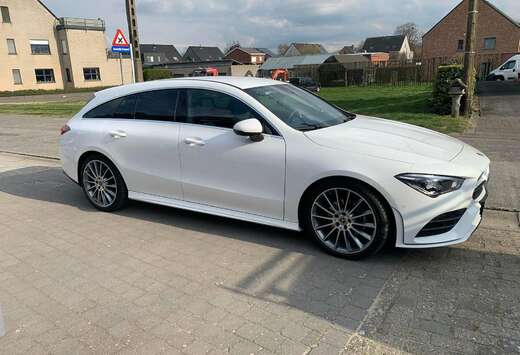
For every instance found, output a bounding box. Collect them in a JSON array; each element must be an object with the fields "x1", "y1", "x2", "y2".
[
  {"x1": 185, "y1": 89, "x2": 259, "y2": 129},
  {"x1": 134, "y1": 90, "x2": 178, "y2": 121},
  {"x1": 501, "y1": 61, "x2": 516, "y2": 70},
  {"x1": 84, "y1": 95, "x2": 136, "y2": 119}
]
